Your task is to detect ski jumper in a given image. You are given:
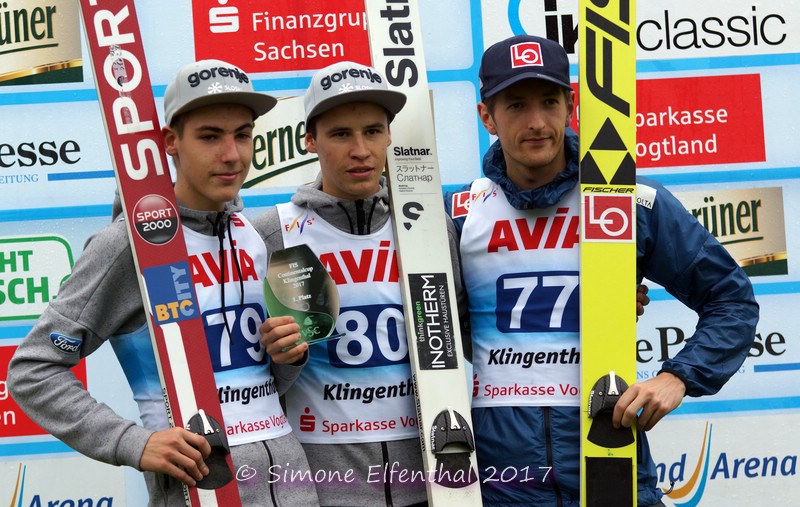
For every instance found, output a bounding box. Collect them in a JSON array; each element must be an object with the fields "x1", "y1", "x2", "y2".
[
  {"x1": 446, "y1": 134, "x2": 759, "y2": 507},
  {"x1": 253, "y1": 175, "x2": 469, "y2": 507},
  {"x1": 8, "y1": 198, "x2": 318, "y2": 507}
]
